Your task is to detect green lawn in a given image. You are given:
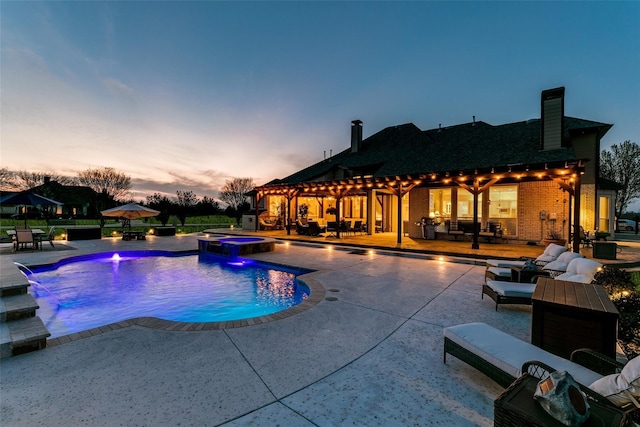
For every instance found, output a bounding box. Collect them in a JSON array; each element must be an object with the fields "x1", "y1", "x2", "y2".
[{"x1": 1, "y1": 215, "x2": 237, "y2": 240}]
